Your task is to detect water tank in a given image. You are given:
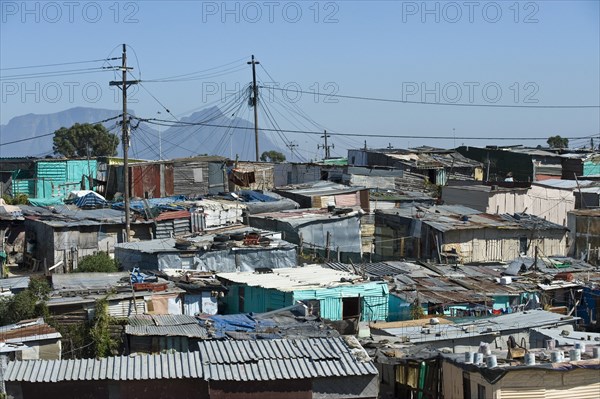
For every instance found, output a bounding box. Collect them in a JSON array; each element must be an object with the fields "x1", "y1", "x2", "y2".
[
  {"x1": 569, "y1": 349, "x2": 581, "y2": 361},
  {"x1": 500, "y1": 276, "x2": 512, "y2": 285},
  {"x1": 474, "y1": 353, "x2": 484, "y2": 364},
  {"x1": 464, "y1": 352, "x2": 474, "y2": 363},
  {"x1": 486, "y1": 355, "x2": 498, "y2": 368},
  {"x1": 550, "y1": 351, "x2": 562, "y2": 363},
  {"x1": 524, "y1": 353, "x2": 535, "y2": 365}
]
